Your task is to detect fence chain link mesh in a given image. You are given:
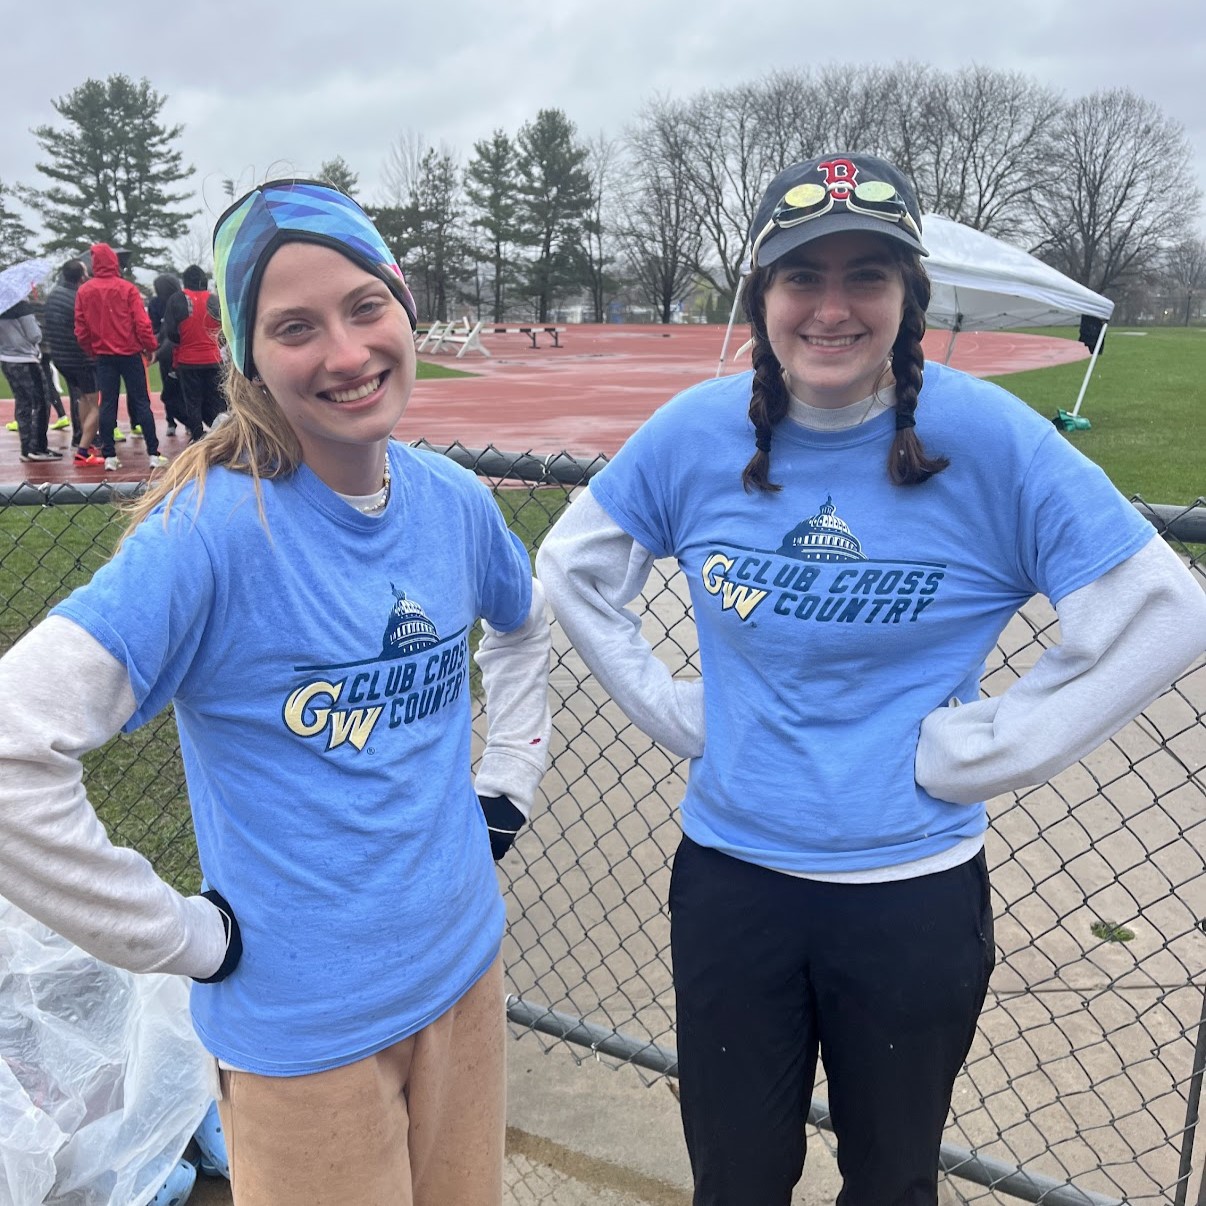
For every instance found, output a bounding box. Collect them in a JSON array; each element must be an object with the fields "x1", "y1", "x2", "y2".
[{"x1": 0, "y1": 462, "x2": 1202, "y2": 1205}]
